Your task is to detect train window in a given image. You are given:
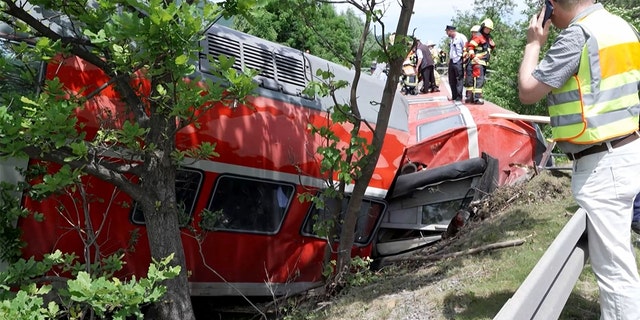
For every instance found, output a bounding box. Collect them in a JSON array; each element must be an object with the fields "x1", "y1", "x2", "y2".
[
  {"x1": 131, "y1": 168, "x2": 203, "y2": 225},
  {"x1": 417, "y1": 113, "x2": 466, "y2": 142},
  {"x1": 302, "y1": 197, "x2": 385, "y2": 245},
  {"x1": 421, "y1": 197, "x2": 472, "y2": 226},
  {"x1": 0, "y1": 39, "x2": 44, "y2": 106},
  {"x1": 203, "y1": 176, "x2": 294, "y2": 234},
  {"x1": 416, "y1": 104, "x2": 459, "y2": 120}
]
